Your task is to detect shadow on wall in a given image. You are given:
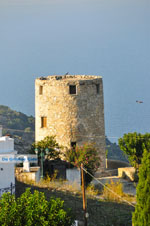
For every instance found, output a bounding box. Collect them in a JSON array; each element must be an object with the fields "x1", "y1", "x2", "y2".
[{"x1": 107, "y1": 159, "x2": 130, "y2": 170}]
